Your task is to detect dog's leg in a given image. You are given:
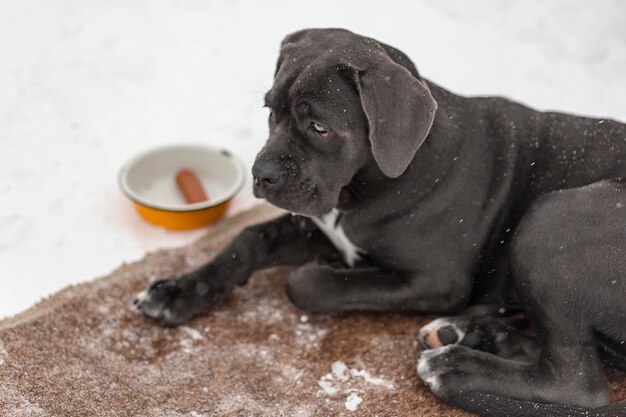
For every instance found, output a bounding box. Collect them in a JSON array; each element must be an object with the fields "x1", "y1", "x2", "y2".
[
  {"x1": 285, "y1": 262, "x2": 471, "y2": 313},
  {"x1": 417, "y1": 182, "x2": 626, "y2": 412},
  {"x1": 417, "y1": 315, "x2": 539, "y2": 362},
  {"x1": 134, "y1": 214, "x2": 337, "y2": 325},
  {"x1": 417, "y1": 326, "x2": 608, "y2": 410}
]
